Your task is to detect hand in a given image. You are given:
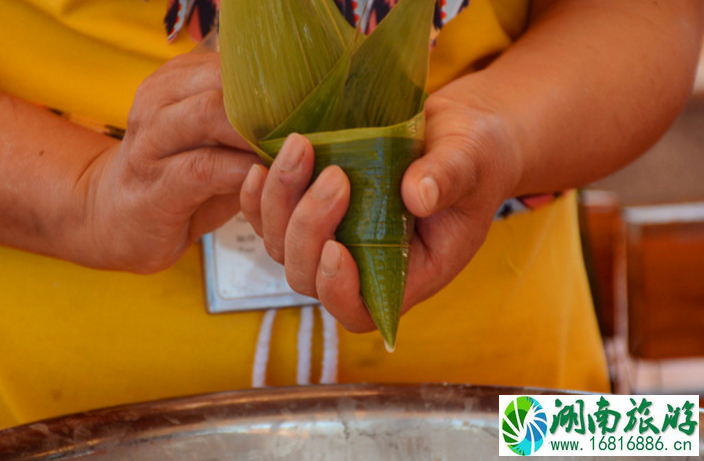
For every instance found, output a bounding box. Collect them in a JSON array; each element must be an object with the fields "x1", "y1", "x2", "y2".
[
  {"x1": 82, "y1": 52, "x2": 259, "y2": 273},
  {"x1": 239, "y1": 90, "x2": 522, "y2": 332}
]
